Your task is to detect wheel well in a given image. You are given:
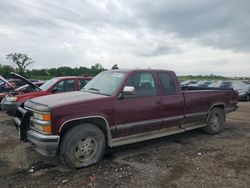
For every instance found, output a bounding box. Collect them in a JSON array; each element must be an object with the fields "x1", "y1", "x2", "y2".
[
  {"x1": 59, "y1": 117, "x2": 111, "y2": 146},
  {"x1": 209, "y1": 104, "x2": 225, "y2": 121},
  {"x1": 211, "y1": 104, "x2": 224, "y2": 110}
]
